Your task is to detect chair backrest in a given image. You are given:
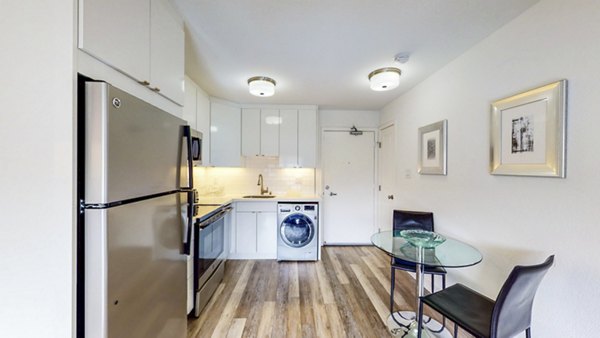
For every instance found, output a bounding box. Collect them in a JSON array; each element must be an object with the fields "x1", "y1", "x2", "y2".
[
  {"x1": 393, "y1": 210, "x2": 434, "y2": 232},
  {"x1": 490, "y1": 255, "x2": 555, "y2": 338}
]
